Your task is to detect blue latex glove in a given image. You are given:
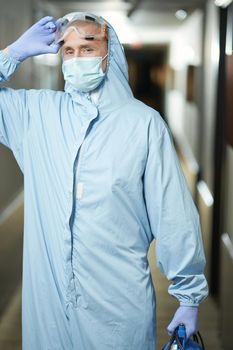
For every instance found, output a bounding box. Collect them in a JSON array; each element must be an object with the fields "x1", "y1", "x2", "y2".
[
  {"x1": 7, "y1": 16, "x2": 61, "y2": 62},
  {"x1": 167, "y1": 306, "x2": 198, "y2": 339}
]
